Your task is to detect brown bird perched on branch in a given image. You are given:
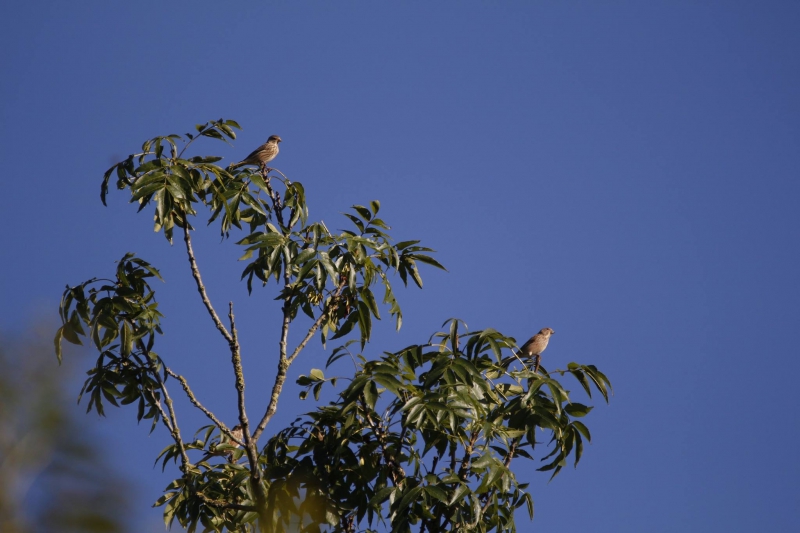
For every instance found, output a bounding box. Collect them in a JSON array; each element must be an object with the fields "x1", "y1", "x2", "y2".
[
  {"x1": 199, "y1": 424, "x2": 244, "y2": 464},
  {"x1": 229, "y1": 135, "x2": 282, "y2": 169},
  {"x1": 518, "y1": 327, "x2": 555, "y2": 373}
]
